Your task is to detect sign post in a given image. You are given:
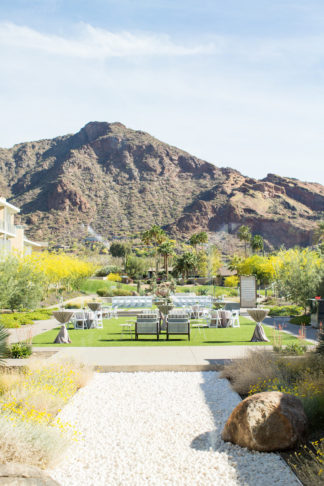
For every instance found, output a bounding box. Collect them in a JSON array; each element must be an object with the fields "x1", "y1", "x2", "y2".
[{"x1": 240, "y1": 275, "x2": 257, "y2": 308}]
